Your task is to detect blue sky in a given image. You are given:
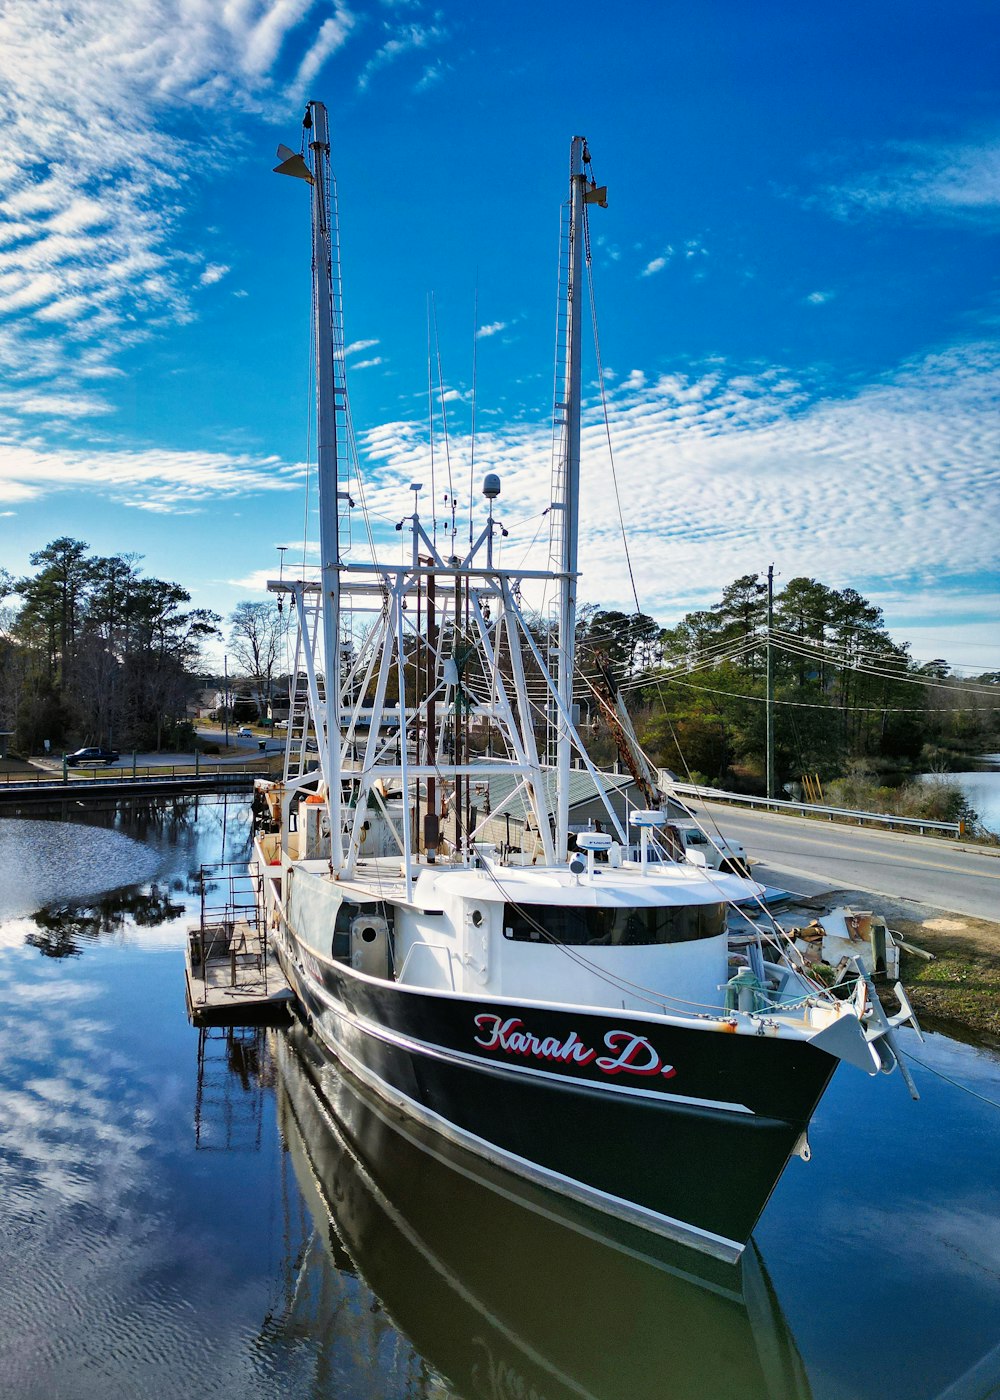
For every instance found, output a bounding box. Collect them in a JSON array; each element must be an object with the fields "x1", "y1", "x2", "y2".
[{"x1": 0, "y1": 0, "x2": 997, "y2": 671}]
